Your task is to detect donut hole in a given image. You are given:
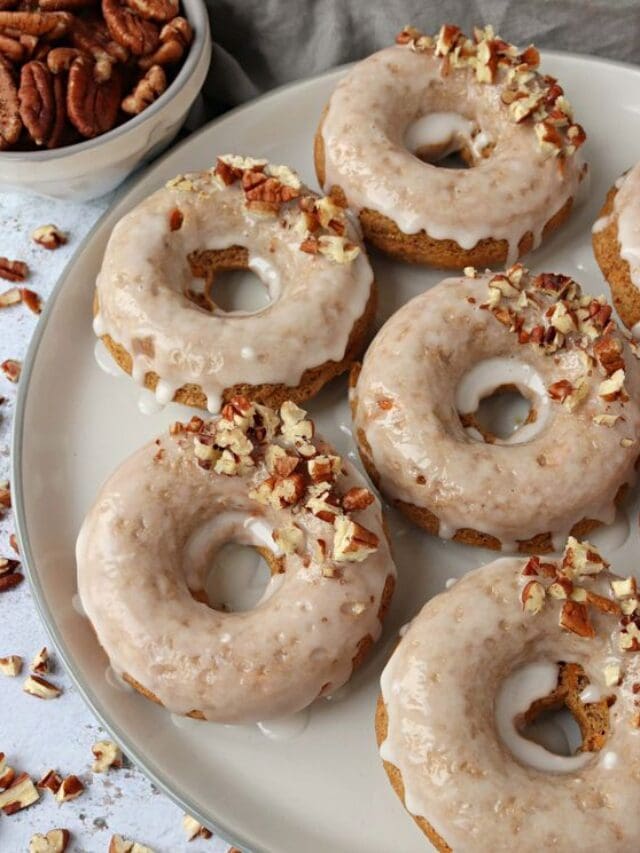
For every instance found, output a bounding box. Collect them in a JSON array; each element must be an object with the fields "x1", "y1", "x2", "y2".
[
  {"x1": 202, "y1": 543, "x2": 281, "y2": 613},
  {"x1": 187, "y1": 246, "x2": 277, "y2": 316},
  {"x1": 496, "y1": 661, "x2": 612, "y2": 772},
  {"x1": 456, "y1": 357, "x2": 551, "y2": 446},
  {"x1": 464, "y1": 385, "x2": 533, "y2": 443},
  {"x1": 518, "y1": 705, "x2": 583, "y2": 757},
  {"x1": 404, "y1": 111, "x2": 490, "y2": 168}
]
